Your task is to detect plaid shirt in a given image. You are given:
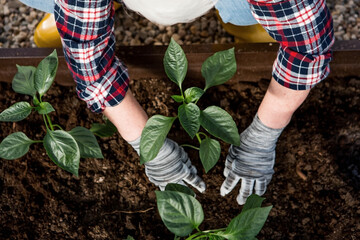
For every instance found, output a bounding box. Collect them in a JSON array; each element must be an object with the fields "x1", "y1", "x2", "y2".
[
  {"x1": 248, "y1": 0, "x2": 334, "y2": 90},
  {"x1": 54, "y1": 0, "x2": 334, "y2": 113}
]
